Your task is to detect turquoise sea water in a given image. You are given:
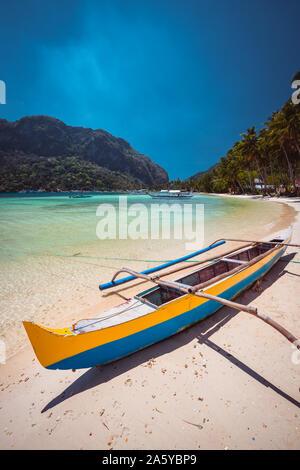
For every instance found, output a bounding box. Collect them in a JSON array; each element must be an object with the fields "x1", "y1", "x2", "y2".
[
  {"x1": 0, "y1": 194, "x2": 277, "y2": 256},
  {"x1": 0, "y1": 194, "x2": 241, "y2": 253},
  {"x1": 0, "y1": 194, "x2": 289, "y2": 357}
]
